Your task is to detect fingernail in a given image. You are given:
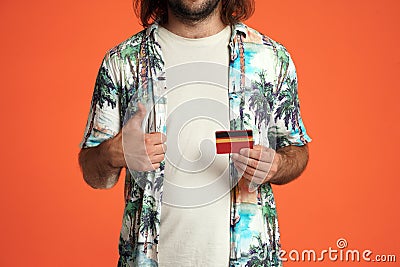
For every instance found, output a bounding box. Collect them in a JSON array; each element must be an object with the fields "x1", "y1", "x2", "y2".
[{"x1": 248, "y1": 181, "x2": 258, "y2": 192}]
